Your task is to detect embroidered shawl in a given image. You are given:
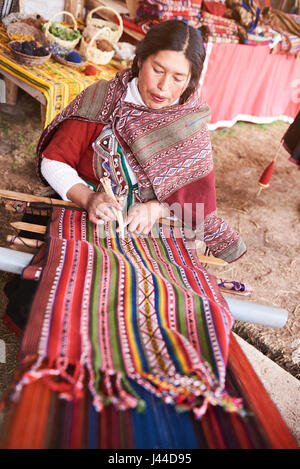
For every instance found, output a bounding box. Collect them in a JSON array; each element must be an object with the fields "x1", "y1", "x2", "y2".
[
  {"x1": 37, "y1": 69, "x2": 213, "y2": 205},
  {"x1": 37, "y1": 69, "x2": 246, "y2": 263}
]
